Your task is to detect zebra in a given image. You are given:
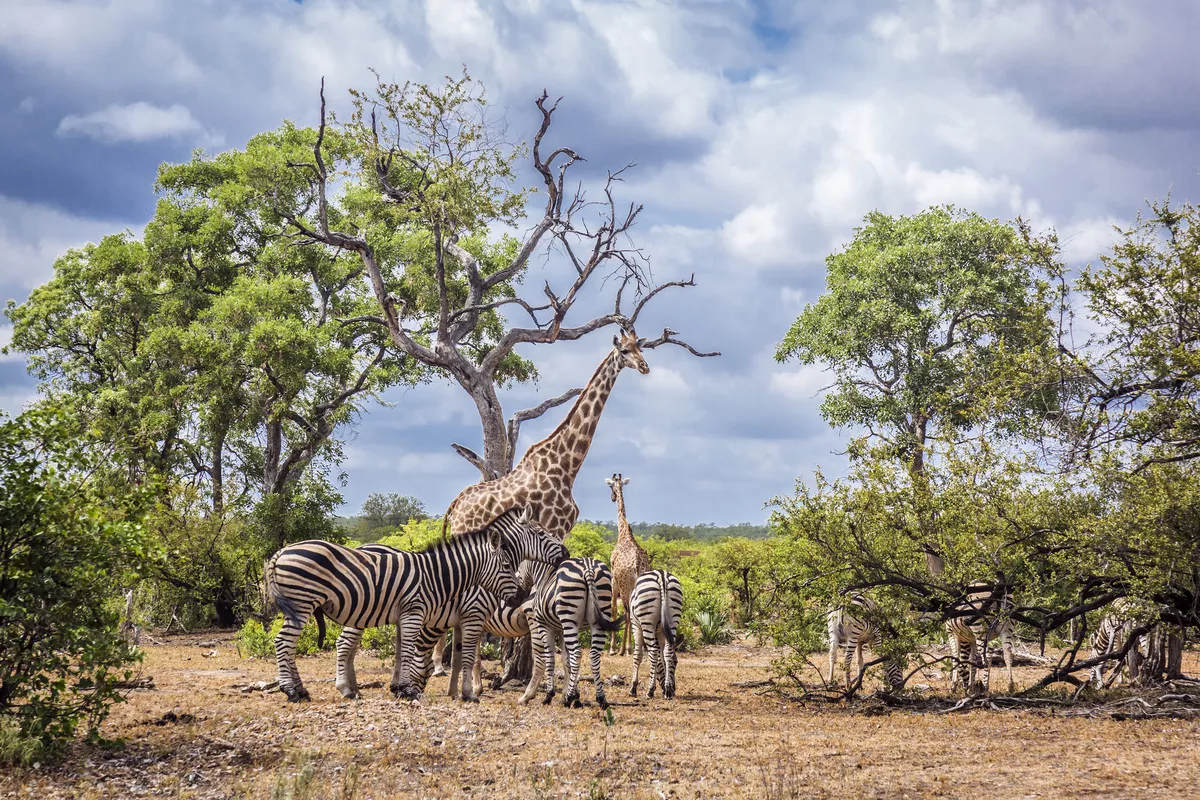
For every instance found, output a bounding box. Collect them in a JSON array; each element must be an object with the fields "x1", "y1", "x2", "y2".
[
  {"x1": 826, "y1": 592, "x2": 904, "y2": 691},
  {"x1": 263, "y1": 508, "x2": 567, "y2": 702},
  {"x1": 628, "y1": 569, "x2": 683, "y2": 699},
  {"x1": 1091, "y1": 597, "x2": 1152, "y2": 688},
  {"x1": 945, "y1": 581, "x2": 1016, "y2": 694},
  {"x1": 518, "y1": 557, "x2": 624, "y2": 709}
]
